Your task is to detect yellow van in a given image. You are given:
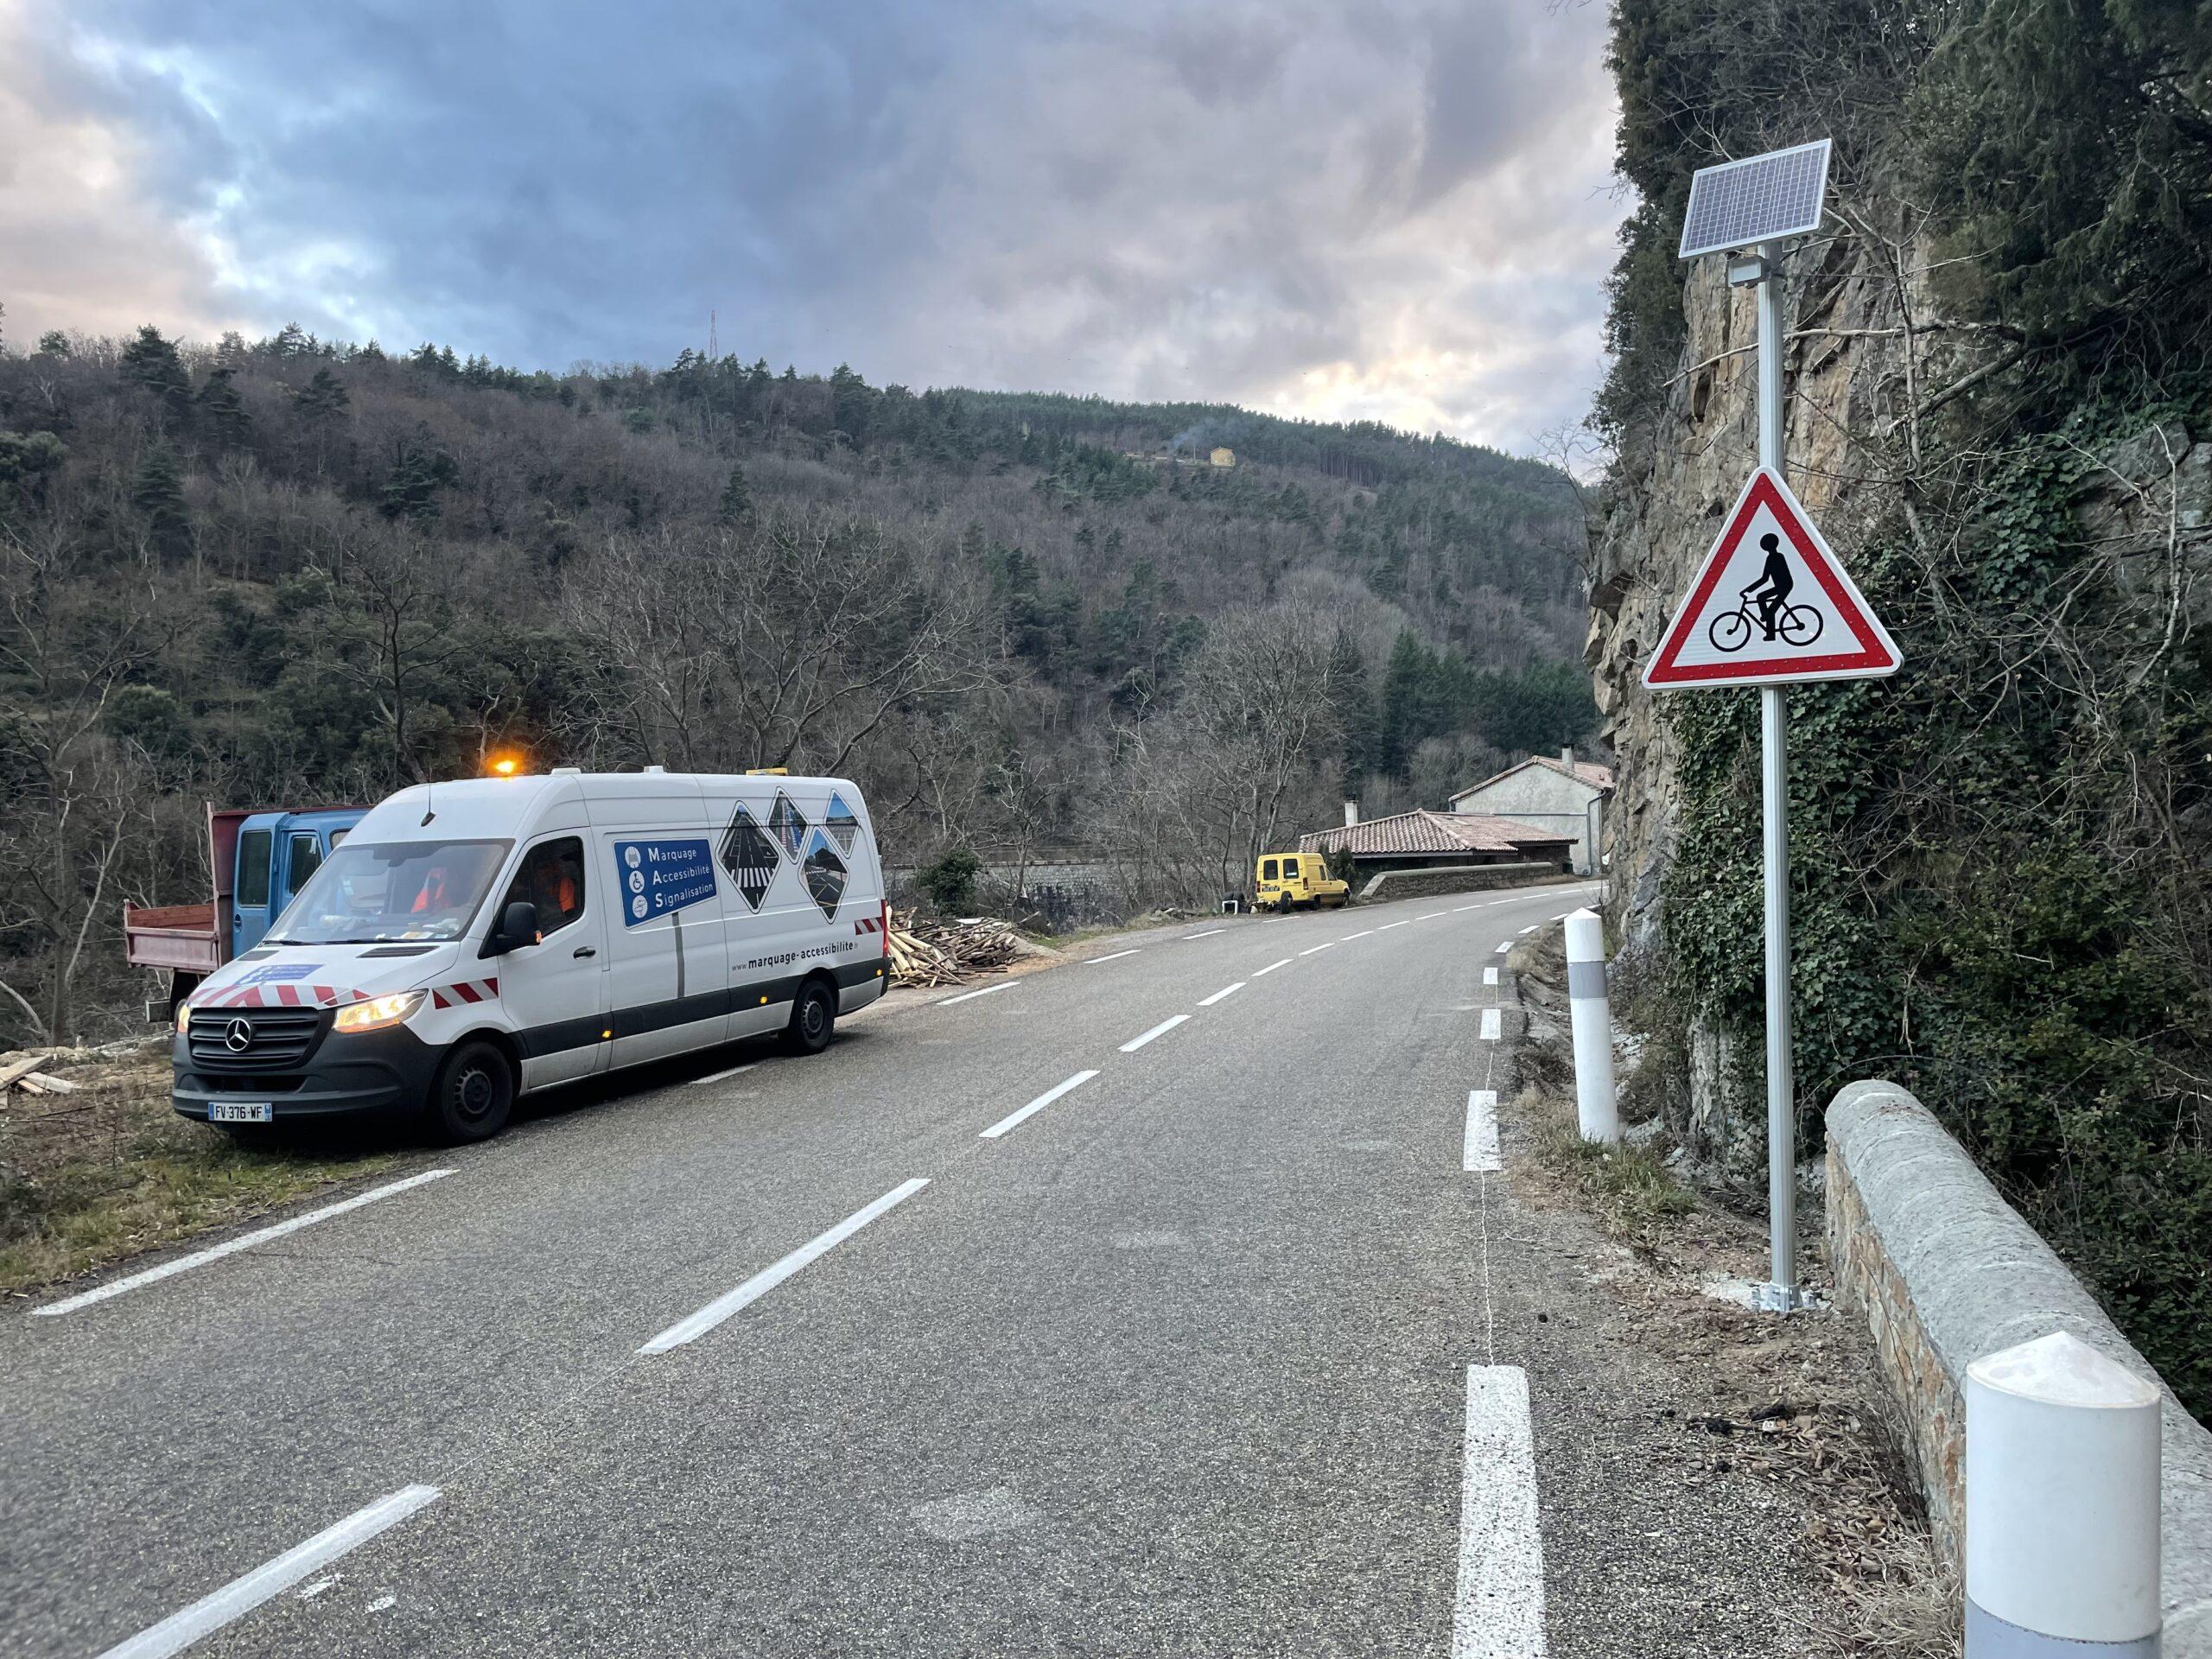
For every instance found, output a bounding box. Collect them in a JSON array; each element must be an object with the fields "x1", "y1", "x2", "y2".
[{"x1": 1255, "y1": 851, "x2": 1350, "y2": 911}]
